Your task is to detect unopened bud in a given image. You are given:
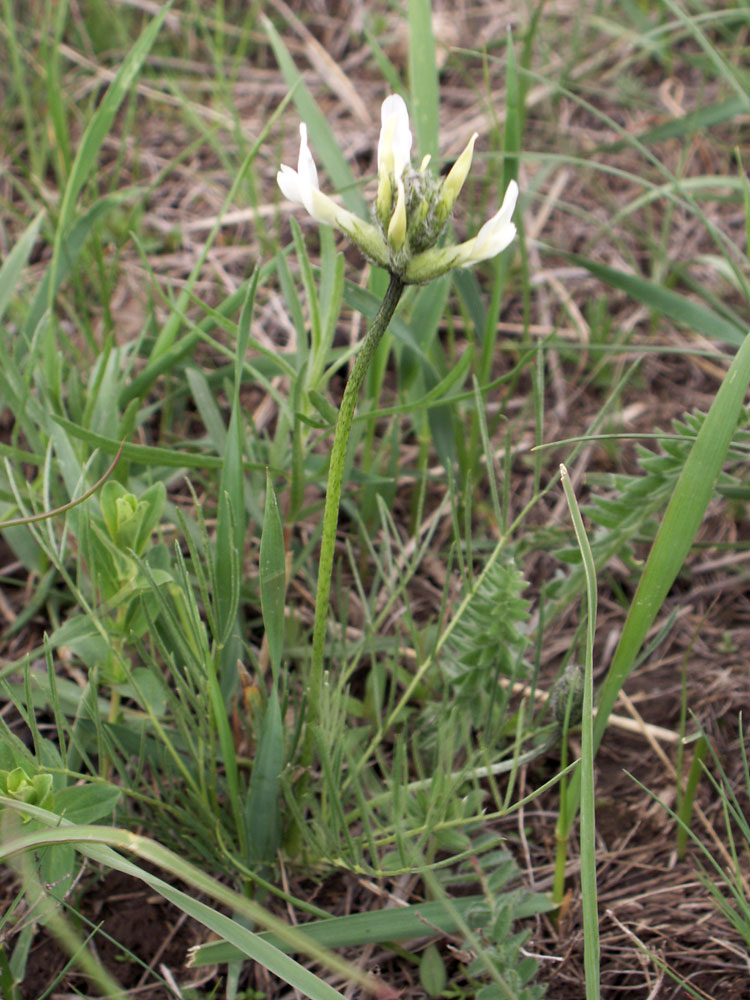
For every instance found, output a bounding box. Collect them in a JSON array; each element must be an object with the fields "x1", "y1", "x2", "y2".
[
  {"x1": 550, "y1": 662, "x2": 584, "y2": 730},
  {"x1": 387, "y1": 178, "x2": 407, "y2": 251},
  {"x1": 438, "y1": 132, "x2": 478, "y2": 222}
]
